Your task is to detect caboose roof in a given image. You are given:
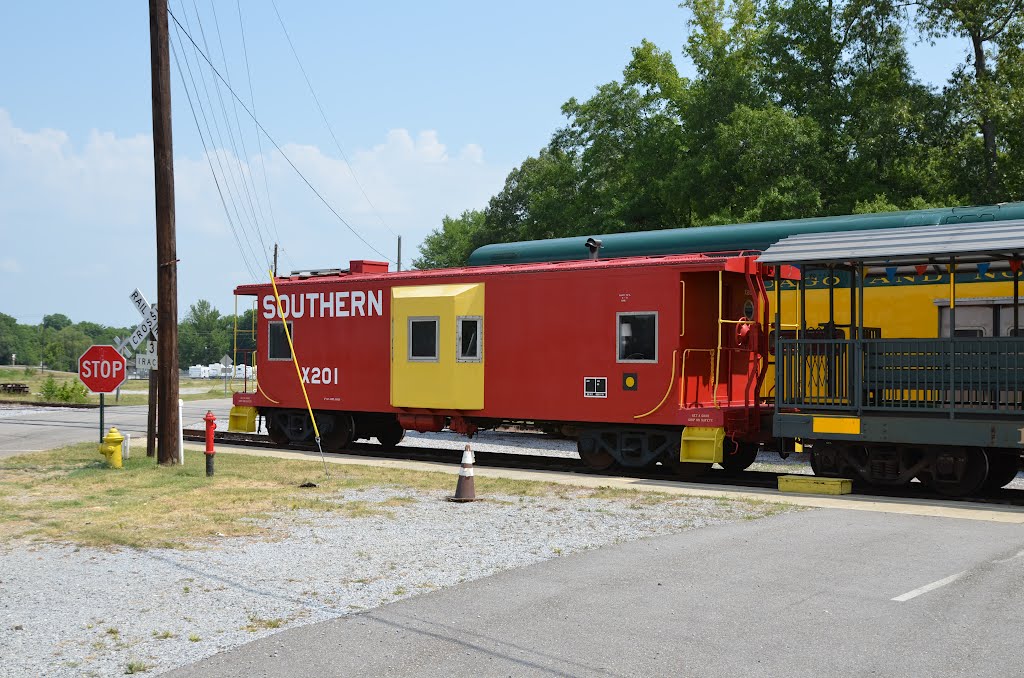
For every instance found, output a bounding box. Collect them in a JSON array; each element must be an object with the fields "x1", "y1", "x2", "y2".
[
  {"x1": 234, "y1": 252, "x2": 793, "y2": 295},
  {"x1": 758, "y1": 219, "x2": 1024, "y2": 267}
]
